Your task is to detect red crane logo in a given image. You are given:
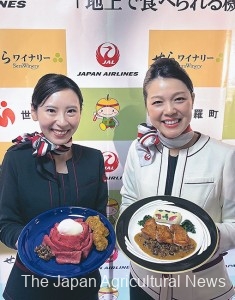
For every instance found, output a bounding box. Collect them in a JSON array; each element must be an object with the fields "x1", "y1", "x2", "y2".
[
  {"x1": 102, "y1": 151, "x2": 119, "y2": 172},
  {"x1": 96, "y1": 42, "x2": 120, "y2": 67}
]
